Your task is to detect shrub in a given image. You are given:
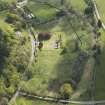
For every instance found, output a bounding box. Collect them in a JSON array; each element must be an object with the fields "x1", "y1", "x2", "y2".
[
  {"x1": 60, "y1": 48, "x2": 67, "y2": 55},
  {"x1": 5, "y1": 13, "x2": 21, "y2": 24},
  {"x1": 5, "y1": 13, "x2": 26, "y2": 30},
  {"x1": 0, "y1": 1, "x2": 9, "y2": 11},
  {"x1": 5, "y1": 86, "x2": 15, "y2": 95},
  {"x1": 84, "y1": 6, "x2": 93, "y2": 15},
  {"x1": 38, "y1": 42, "x2": 43, "y2": 51},
  {"x1": 60, "y1": 83, "x2": 73, "y2": 99},
  {"x1": 97, "y1": 19, "x2": 102, "y2": 28},
  {"x1": 38, "y1": 32, "x2": 52, "y2": 41},
  {"x1": 84, "y1": 0, "x2": 94, "y2": 15},
  {"x1": 0, "y1": 97, "x2": 8, "y2": 105},
  {"x1": 56, "y1": 11, "x2": 66, "y2": 17}
]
